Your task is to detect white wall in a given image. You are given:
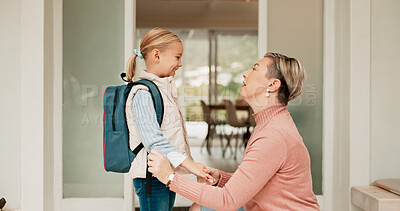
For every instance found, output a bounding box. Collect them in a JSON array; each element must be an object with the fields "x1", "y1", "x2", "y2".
[
  {"x1": 0, "y1": 0, "x2": 22, "y2": 209},
  {"x1": 328, "y1": 0, "x2": 400, "y2": 210},
  {"x1": 370, "y1": 0, "x2": 400, "y2": 182},
  {"x1": 1, "y1": 0, "x2": 54, "y2": 210}
]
